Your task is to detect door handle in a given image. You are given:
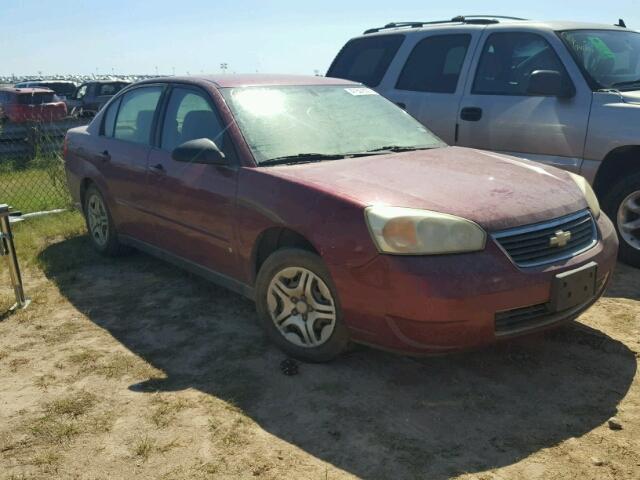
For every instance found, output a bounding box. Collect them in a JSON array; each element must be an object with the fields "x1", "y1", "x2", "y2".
[
  {"x1": 99, "y1": 150, "x2": 111, "y2": 162},
  {"x1": 150, "y1": 163, "x2": 165, "y2": 174},
  {"x1": 460, "y1": 107, "x2": 483, "y2": 122}
]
